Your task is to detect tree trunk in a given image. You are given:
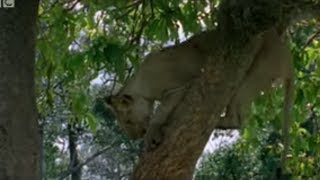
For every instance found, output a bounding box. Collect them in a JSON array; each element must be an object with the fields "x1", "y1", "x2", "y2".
[
  {"x1": 68, "y1": 123, "x2": 81, "y2": 180},
  {"x1": 131, "y1": 0, "x2": 320, "y2": 179},
  {"x1": 39, "y1": 121, "x2": 45, "y2": 180},
  {"x1": 131, "y1": 29, "x2": 264, "y2": 180},
  {"x1": 0, "y1": 1, "x2": 40, "y2": 179}
]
